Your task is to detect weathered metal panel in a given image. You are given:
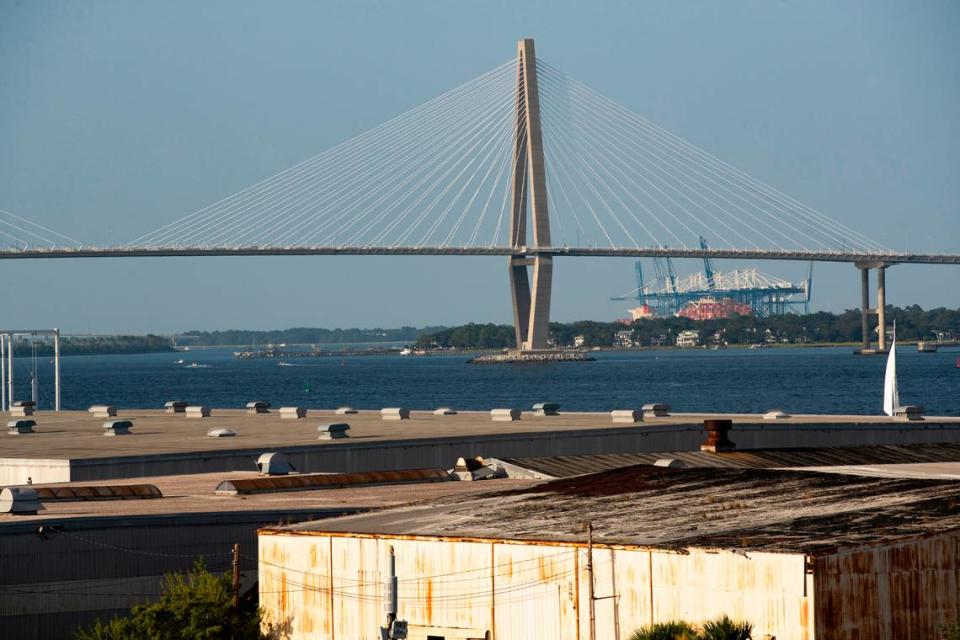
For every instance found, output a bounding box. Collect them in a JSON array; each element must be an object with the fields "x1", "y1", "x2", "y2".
[
  {"x1": 259, "y1": 533, "x2": 812, "y2": 640},
  {"x1": 814, "y1": 533, "x2": 960, "y2": 640}
]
